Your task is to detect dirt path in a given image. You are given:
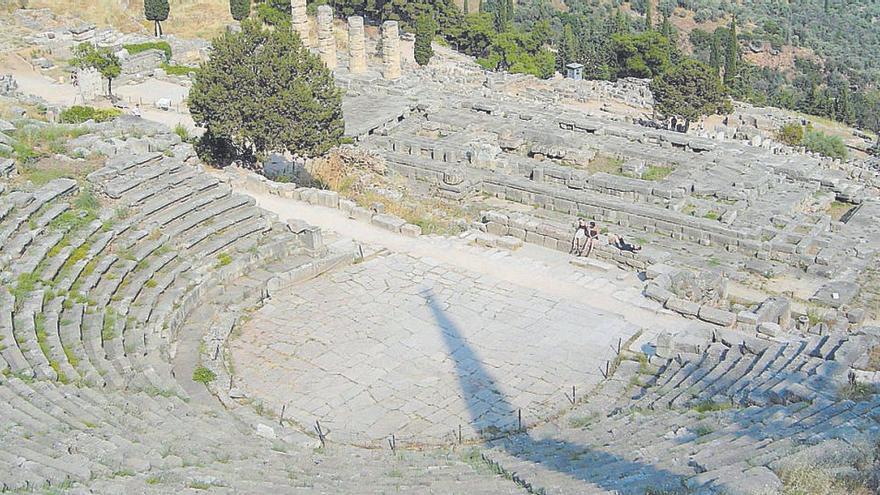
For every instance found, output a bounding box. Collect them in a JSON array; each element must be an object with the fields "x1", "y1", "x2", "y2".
[
  {"x1": 244, "y1": 191, "x2": 688, "y2": 334},
  {"x1": 3, "y1": 52, "x2": 197, "y2": 131}
]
